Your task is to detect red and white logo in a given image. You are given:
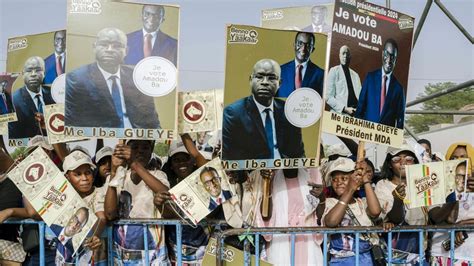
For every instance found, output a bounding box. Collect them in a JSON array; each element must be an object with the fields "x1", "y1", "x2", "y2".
[
  {"x1": 48, "y1": 112, "x2": 65, "y2": 134},
  {"x1": 23, "y1": 163, "x2": 45, "y2": 184},
  {"x1": 183, "y1": 100, "x2": 206, "y2": 124}
]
